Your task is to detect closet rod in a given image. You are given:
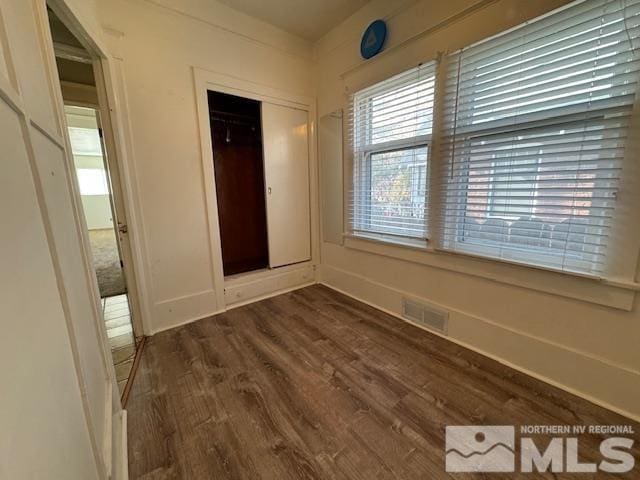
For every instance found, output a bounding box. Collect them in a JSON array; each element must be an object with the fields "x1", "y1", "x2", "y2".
[
  {"x1": 210, "y1": 116, "x2": 257, "y2": 128},
  {"x1": 209, "y1": 109, "x2": 257, "y2": 121}
]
